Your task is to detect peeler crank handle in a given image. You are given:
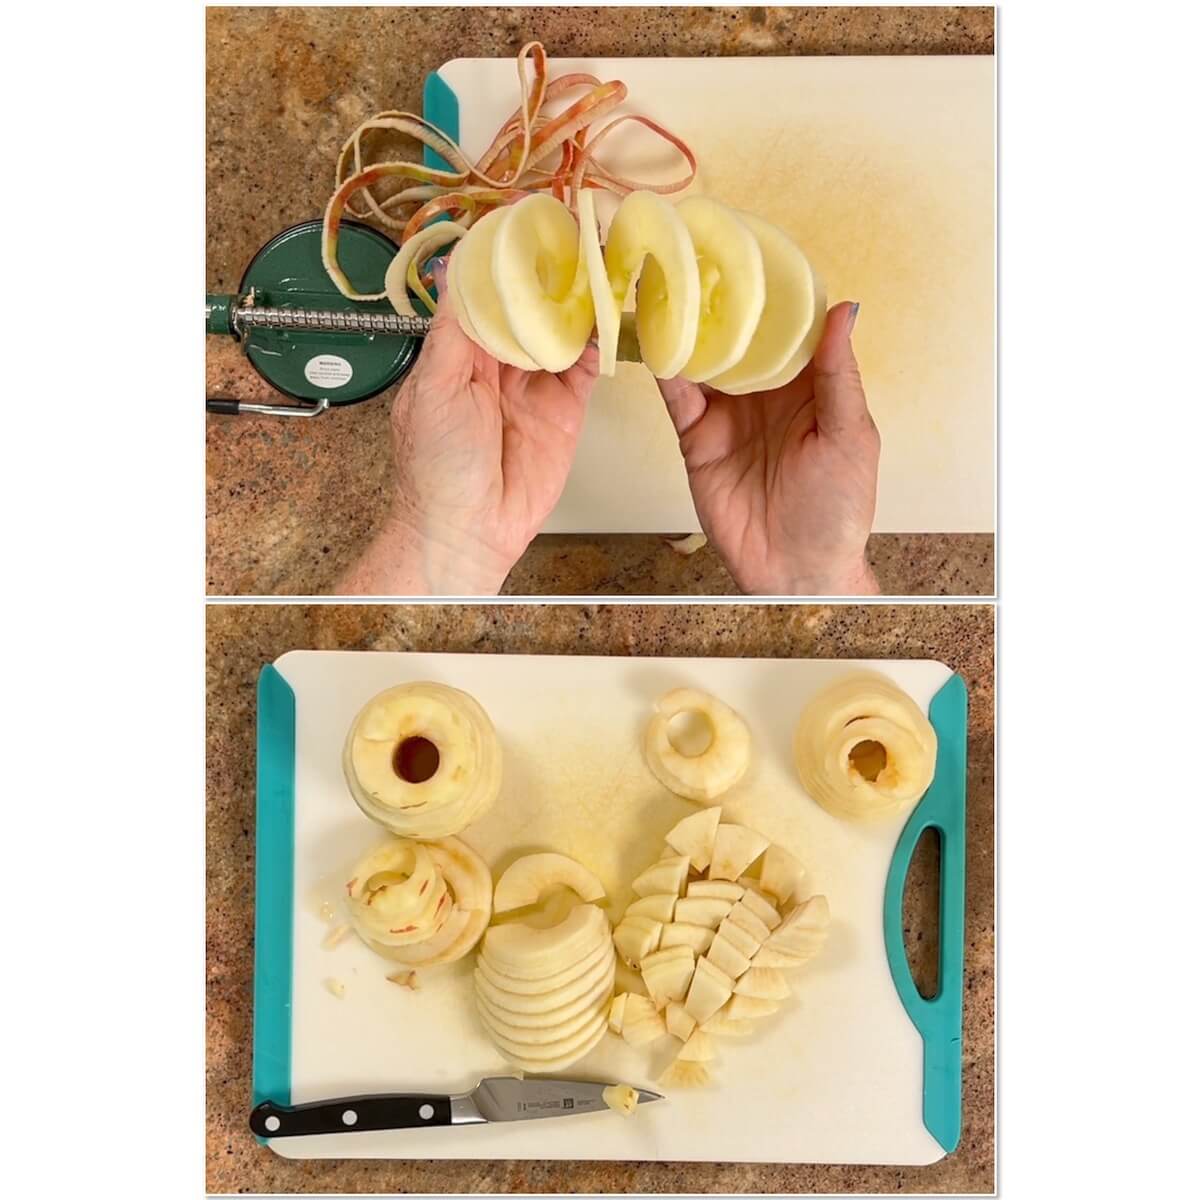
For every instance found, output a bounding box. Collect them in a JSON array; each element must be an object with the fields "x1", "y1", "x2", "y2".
[{"x1": 205, "y1": 397, "x2": 331, "y2": 418}]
